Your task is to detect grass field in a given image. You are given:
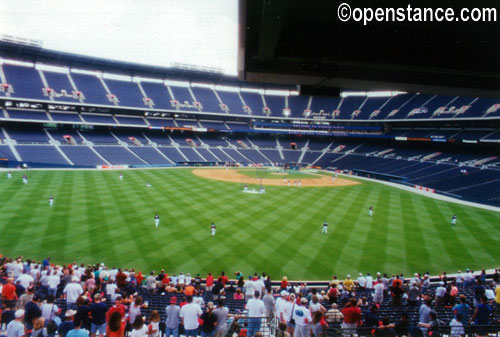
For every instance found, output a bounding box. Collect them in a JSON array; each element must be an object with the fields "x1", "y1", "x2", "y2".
[{"x1": 1, "y1": 167, "x2": 499, "y2": 280}]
